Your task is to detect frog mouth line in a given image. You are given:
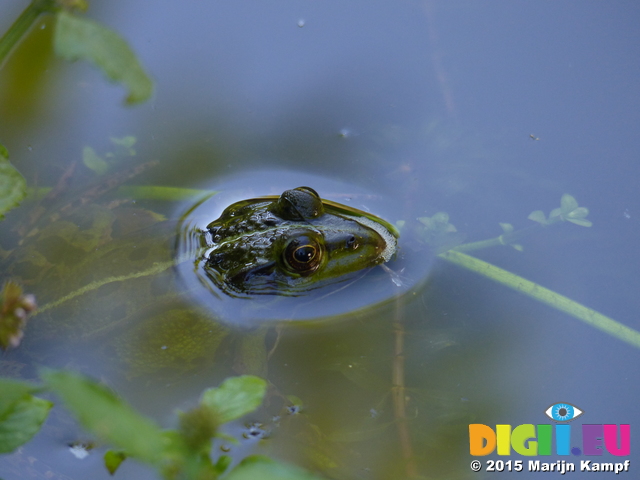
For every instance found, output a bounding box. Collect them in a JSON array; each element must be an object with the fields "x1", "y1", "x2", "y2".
[{"x1": 344, "y1": 214, "x2": 397, "y2": 263}]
